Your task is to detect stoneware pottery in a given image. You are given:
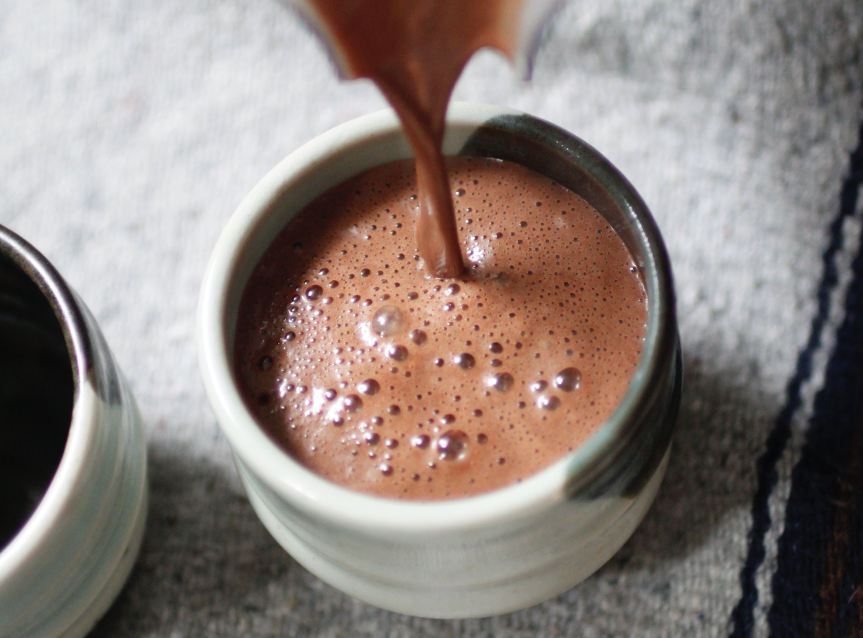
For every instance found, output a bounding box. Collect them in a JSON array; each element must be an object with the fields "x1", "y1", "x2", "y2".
[
  {"x1": 197, "y1": 102, "x2": 681, "y2": 618},
  {"x1": 0, "y1": 225, "x2": 148, "y2": 638}
]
